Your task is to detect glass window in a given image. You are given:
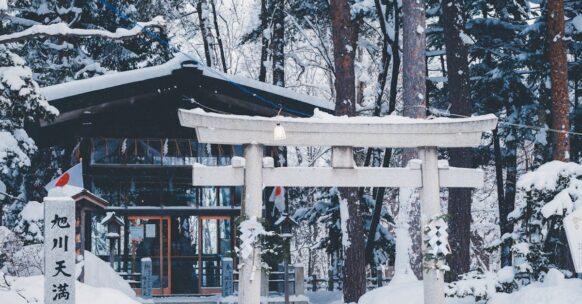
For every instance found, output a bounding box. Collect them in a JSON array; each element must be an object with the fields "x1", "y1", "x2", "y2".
[
  {"x1": 200, "y1": 188, "x2": 217, "y2": 207},
  {"x1": 202, "y1": 220, "x2": 218, "y2": 255},
  {"x1": 219, "y1": 188, "x2": 232, "y2": 206}
]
